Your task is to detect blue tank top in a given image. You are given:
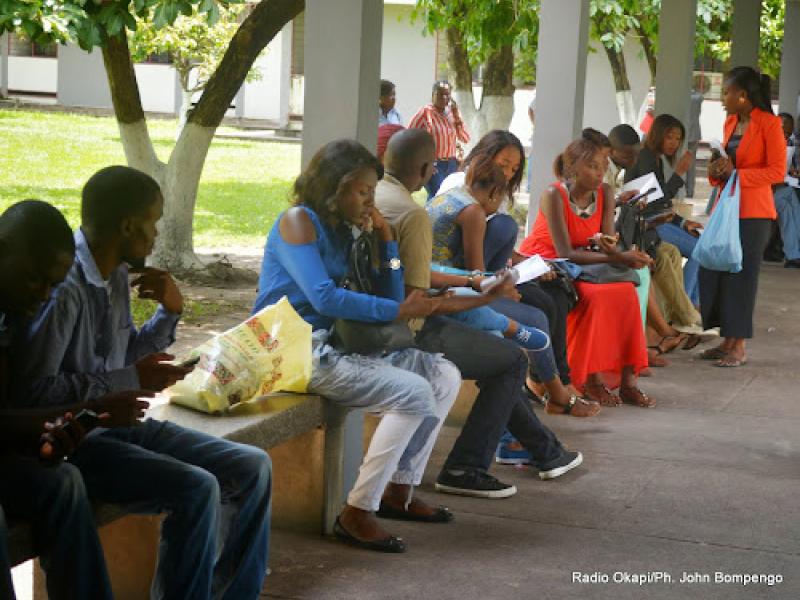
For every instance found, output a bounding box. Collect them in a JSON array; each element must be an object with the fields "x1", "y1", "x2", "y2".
[{"x1": 253, "y1": 207, "x2": 402, "y2": 331}]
